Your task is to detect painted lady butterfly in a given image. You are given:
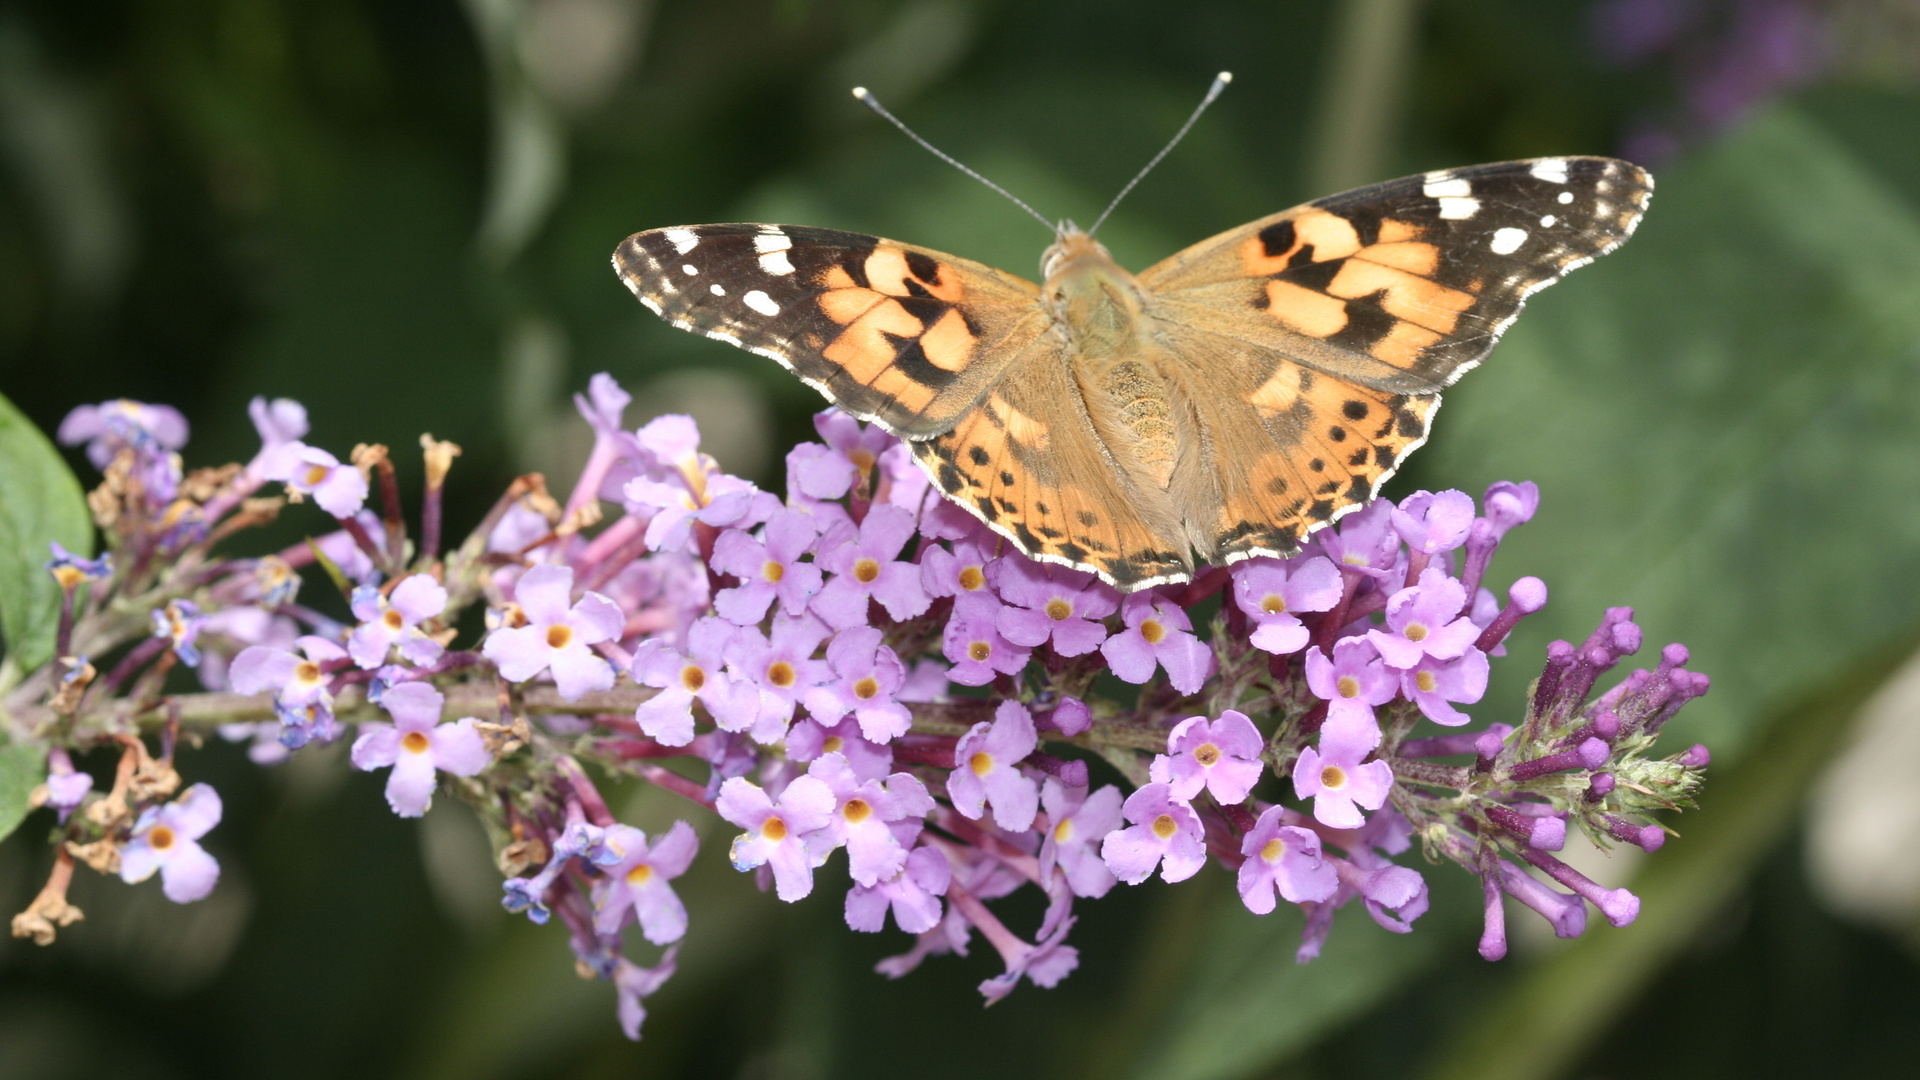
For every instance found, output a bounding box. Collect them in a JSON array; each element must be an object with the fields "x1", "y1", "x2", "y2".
[{"x1": 614, "y1": 96, "x2": 1650, "y2": 591}]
